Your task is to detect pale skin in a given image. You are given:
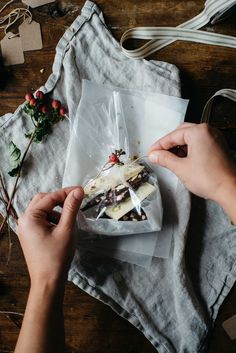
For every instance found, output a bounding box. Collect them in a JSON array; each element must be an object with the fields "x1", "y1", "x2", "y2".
[{"x1": 14, "y1": 123, "x2": 236, "y2": 353}]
